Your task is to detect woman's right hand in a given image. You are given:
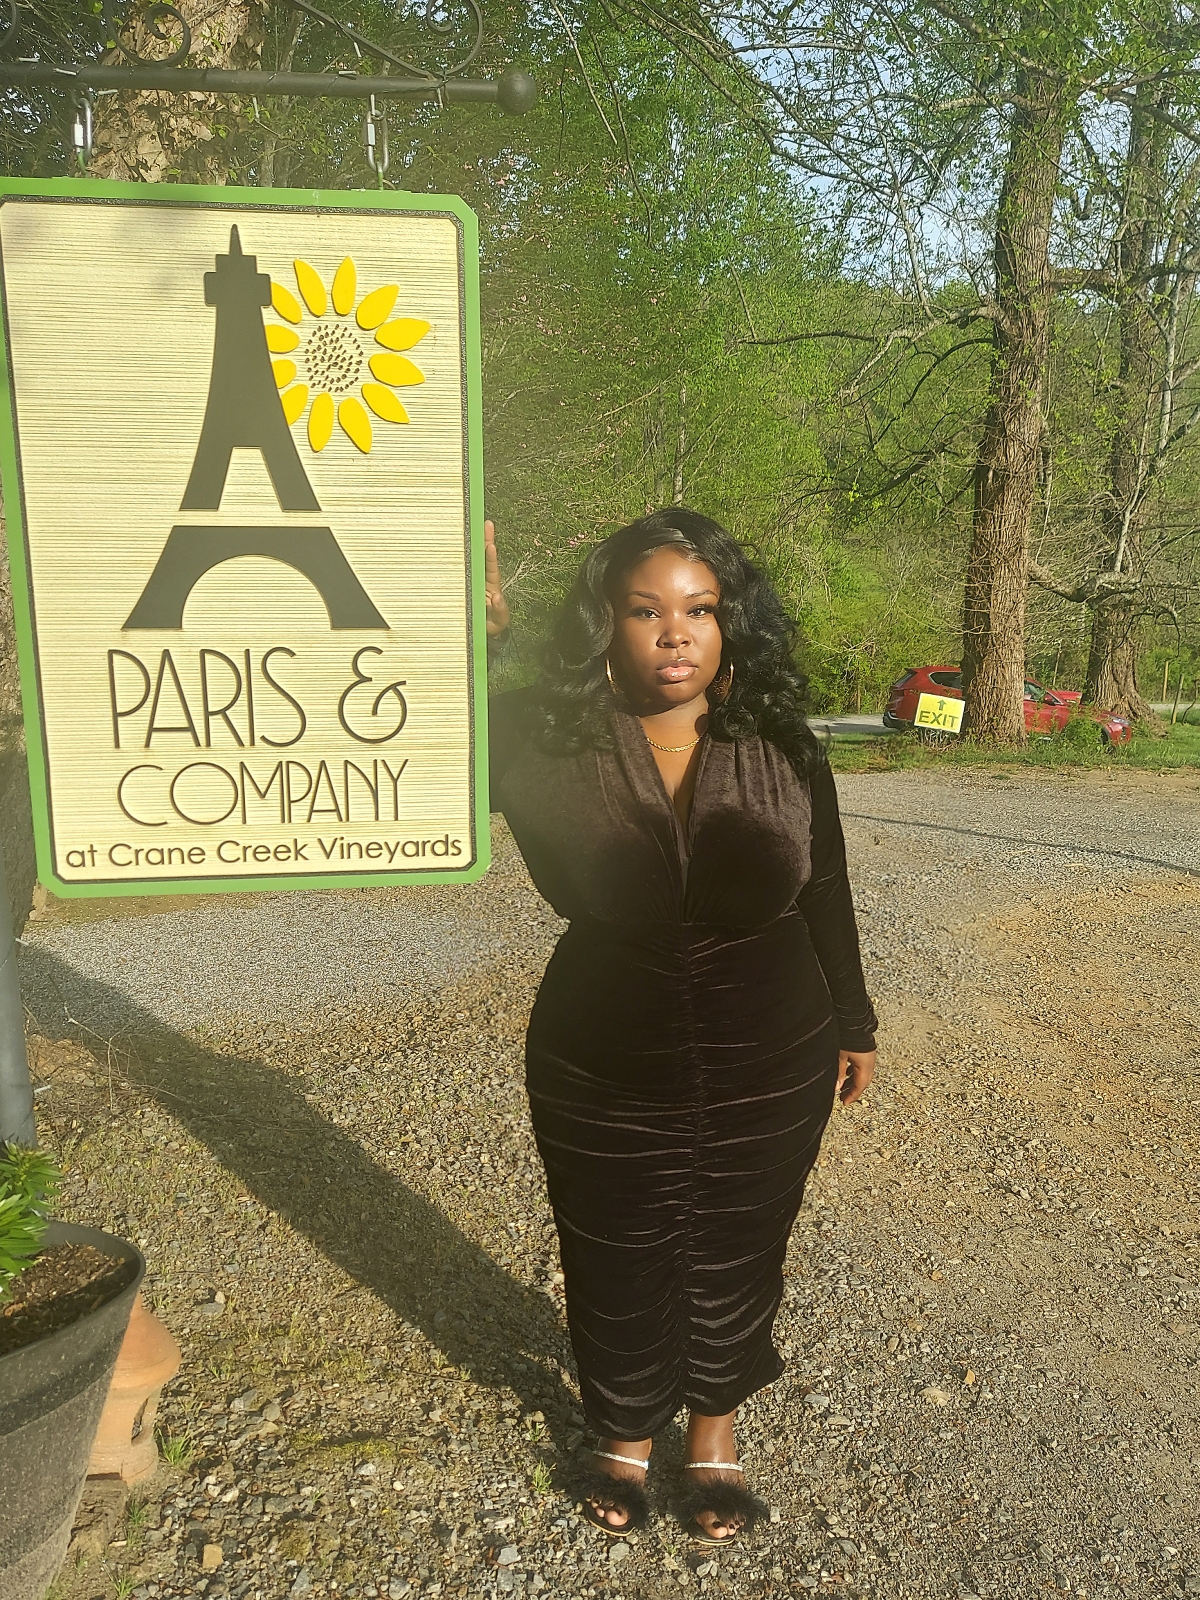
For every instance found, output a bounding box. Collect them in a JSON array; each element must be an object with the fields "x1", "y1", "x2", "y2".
[
  {"x1": 485, "y1": 519, "x2": 511, "y2": 638},
  {"x1": 837, "y1": 1049, "x2": 876, "y2": 1105}
]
